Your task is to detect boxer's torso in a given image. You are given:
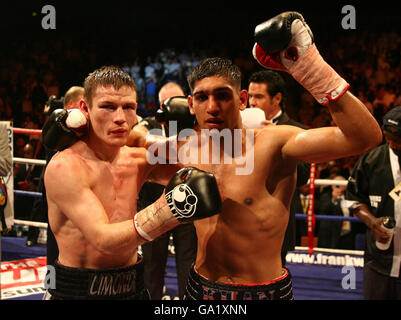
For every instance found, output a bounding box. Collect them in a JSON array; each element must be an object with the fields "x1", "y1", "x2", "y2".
[
  {"x1": 47, "y1": 141, "x2": 150, "y2": 269},
  {"x1": 189, "y1": 127, "x2": 297, "y2": 283}
]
